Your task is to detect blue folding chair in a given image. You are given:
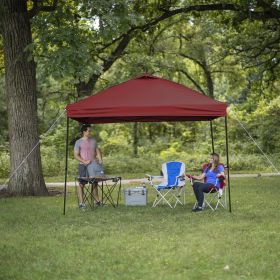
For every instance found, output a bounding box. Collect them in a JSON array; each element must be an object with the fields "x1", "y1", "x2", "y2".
[{"x1": 146, "y1": 161, "x2": 186, "y2": 208}]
